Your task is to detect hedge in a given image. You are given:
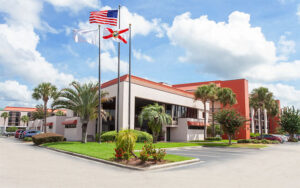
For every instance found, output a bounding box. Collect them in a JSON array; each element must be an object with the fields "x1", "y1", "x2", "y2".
[
  {"x1": 6, "y1": 127, "x2": 18, "y2": 132},
  {"x1": 205, "y1": 137, "x2": 222, "y2": 141},
  {"x1": 101, "y1": 130, "x2": 153, "y2": 142},
  {"x1": 32, "y1": 133, "x2": 64, "y2": 145},
  {"x1": 237, "y1": 139, "x2": 280, "y2": 144},
  {"x1": 23, "y1": 137, "x2": 32, "y2": 142}
]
